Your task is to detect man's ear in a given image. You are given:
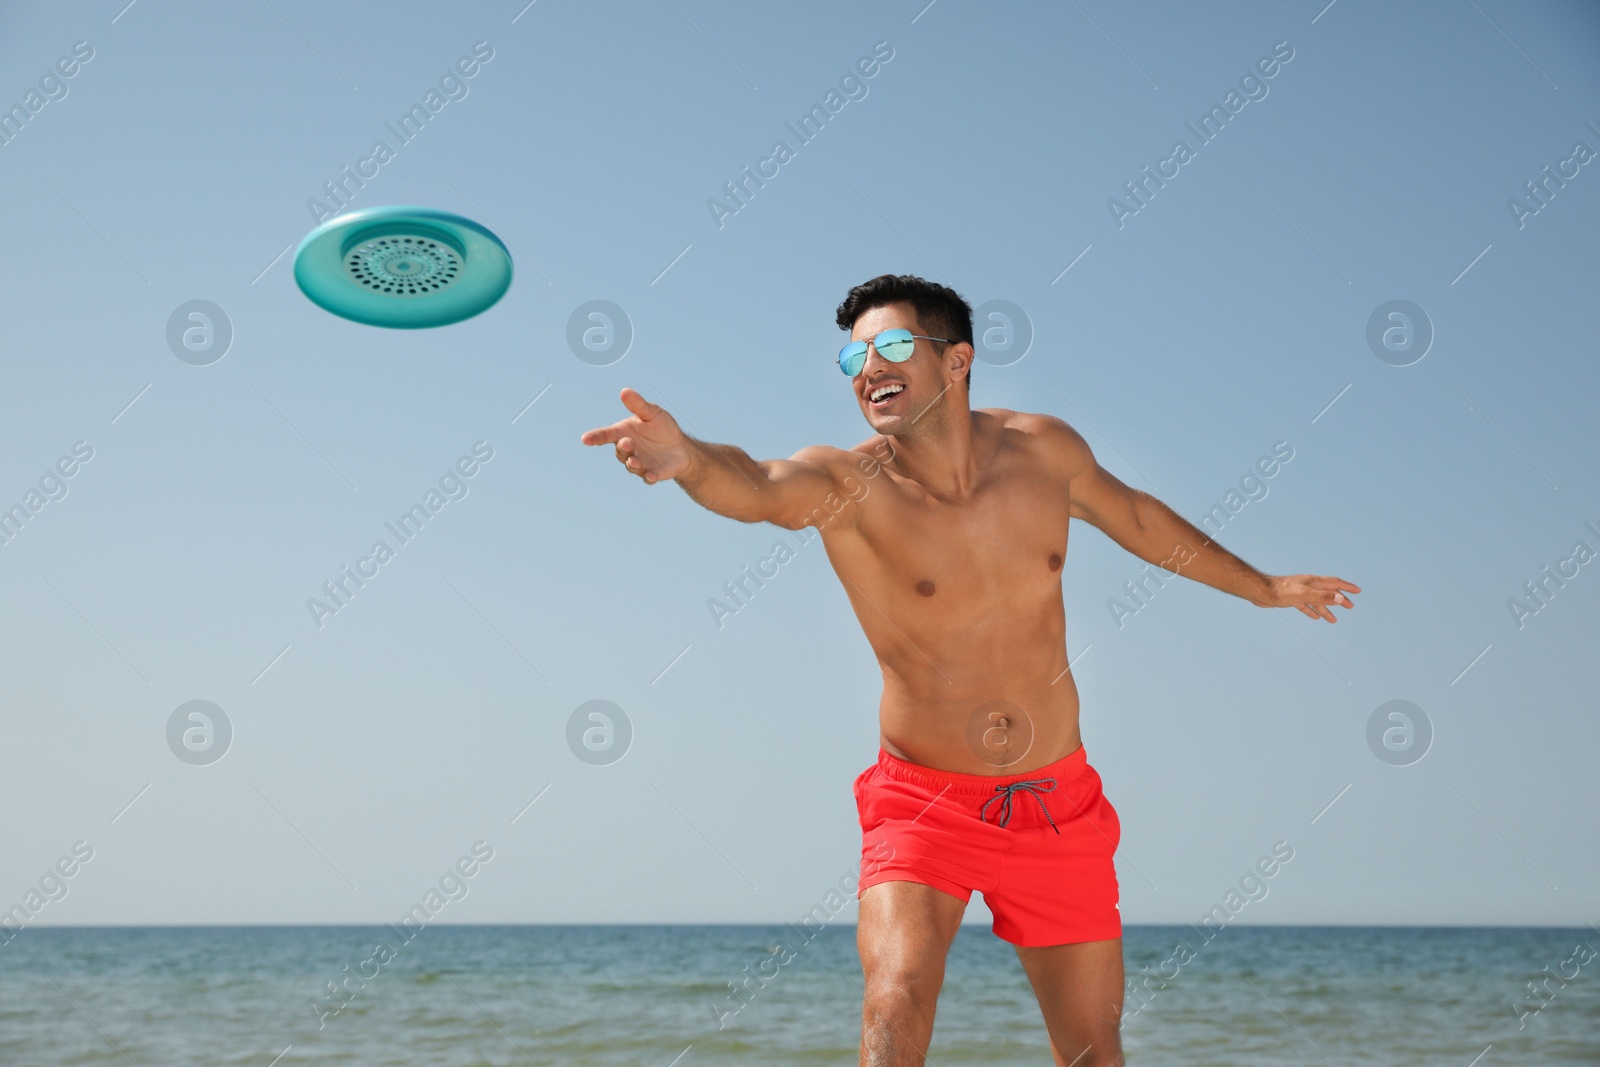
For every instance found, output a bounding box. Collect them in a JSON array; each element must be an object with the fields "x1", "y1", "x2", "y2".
[{"x1": 944, "y1": 341, "x2": 973, "y2": 384}]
